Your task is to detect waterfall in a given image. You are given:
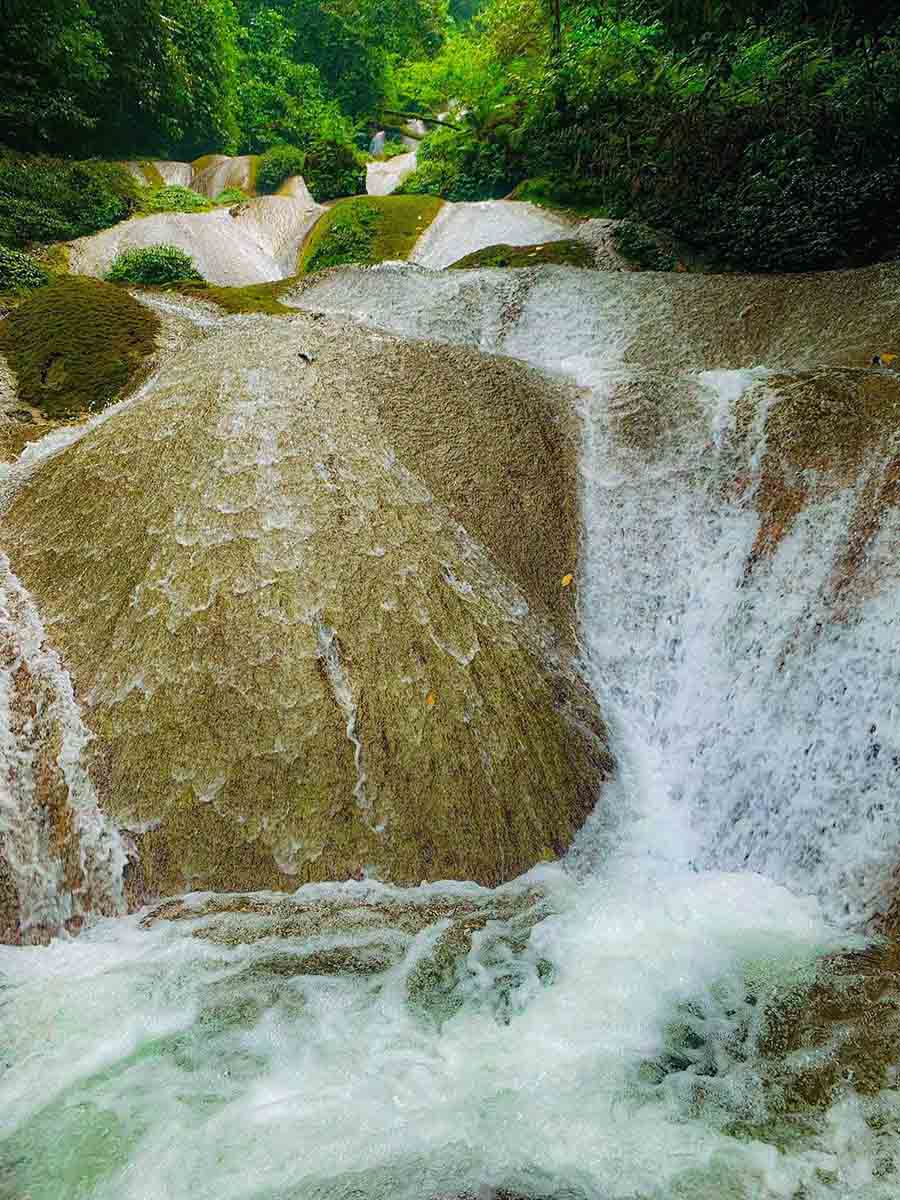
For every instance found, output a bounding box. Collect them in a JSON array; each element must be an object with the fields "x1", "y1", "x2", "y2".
[
  {"x1": 0, "y1": 553, "x2": 128, "y2": 943},
  {"x1": 576, "y1": 366, "x2": 900, "y2": 926},
  {"x1": 2, "y1": 261, "x2": 900, "y2": 1198}
]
